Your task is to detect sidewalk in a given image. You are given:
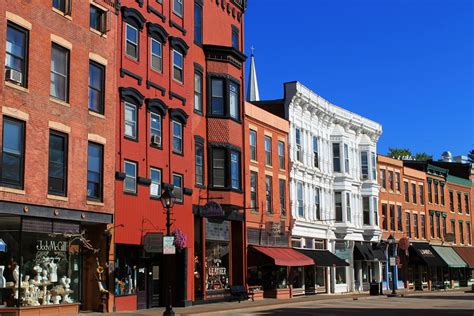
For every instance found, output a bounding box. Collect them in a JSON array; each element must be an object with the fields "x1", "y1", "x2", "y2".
[{"x1": 79, "y1": 287, "x2": 471, "y2": 316}]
